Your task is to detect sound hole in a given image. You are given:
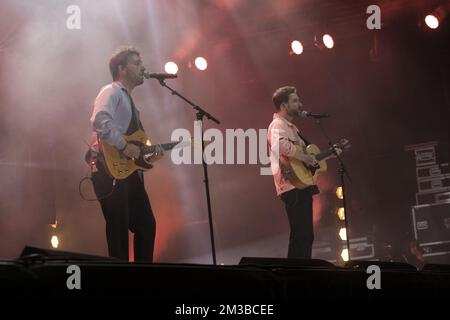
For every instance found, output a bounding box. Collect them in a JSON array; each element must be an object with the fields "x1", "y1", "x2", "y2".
[{"x1": 307, "y1": 164, "x2": 320, "y2": 175}]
